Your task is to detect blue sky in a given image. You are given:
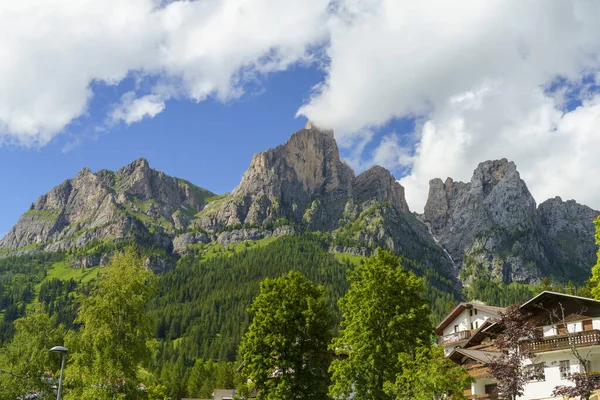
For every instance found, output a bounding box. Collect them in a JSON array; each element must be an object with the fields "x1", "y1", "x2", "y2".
[
  {"x1": 0, "y1": 65, "x2": 413, "y2": 236},
  {"x1": 2, "y1": 1, "x2": 600, "y2": 238},
  {"x1": 0, "y1": 68, "x2": 319, "y2": 235}
]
